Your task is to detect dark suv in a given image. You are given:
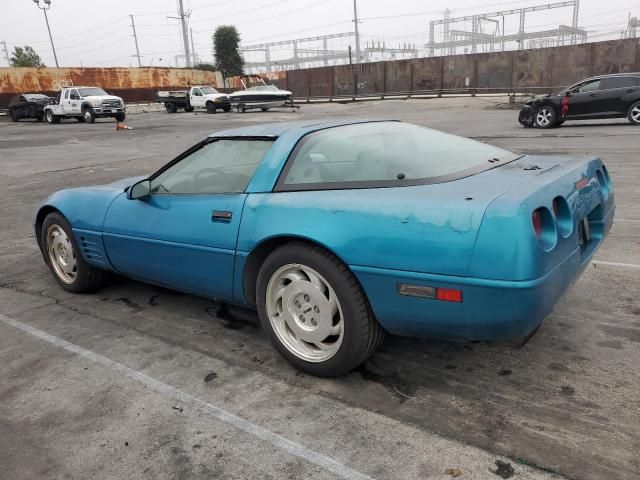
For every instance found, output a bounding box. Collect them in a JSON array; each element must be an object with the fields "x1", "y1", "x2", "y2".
[{"x1": 519, "y1": 73, "x2": 640, "y2": 128}]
